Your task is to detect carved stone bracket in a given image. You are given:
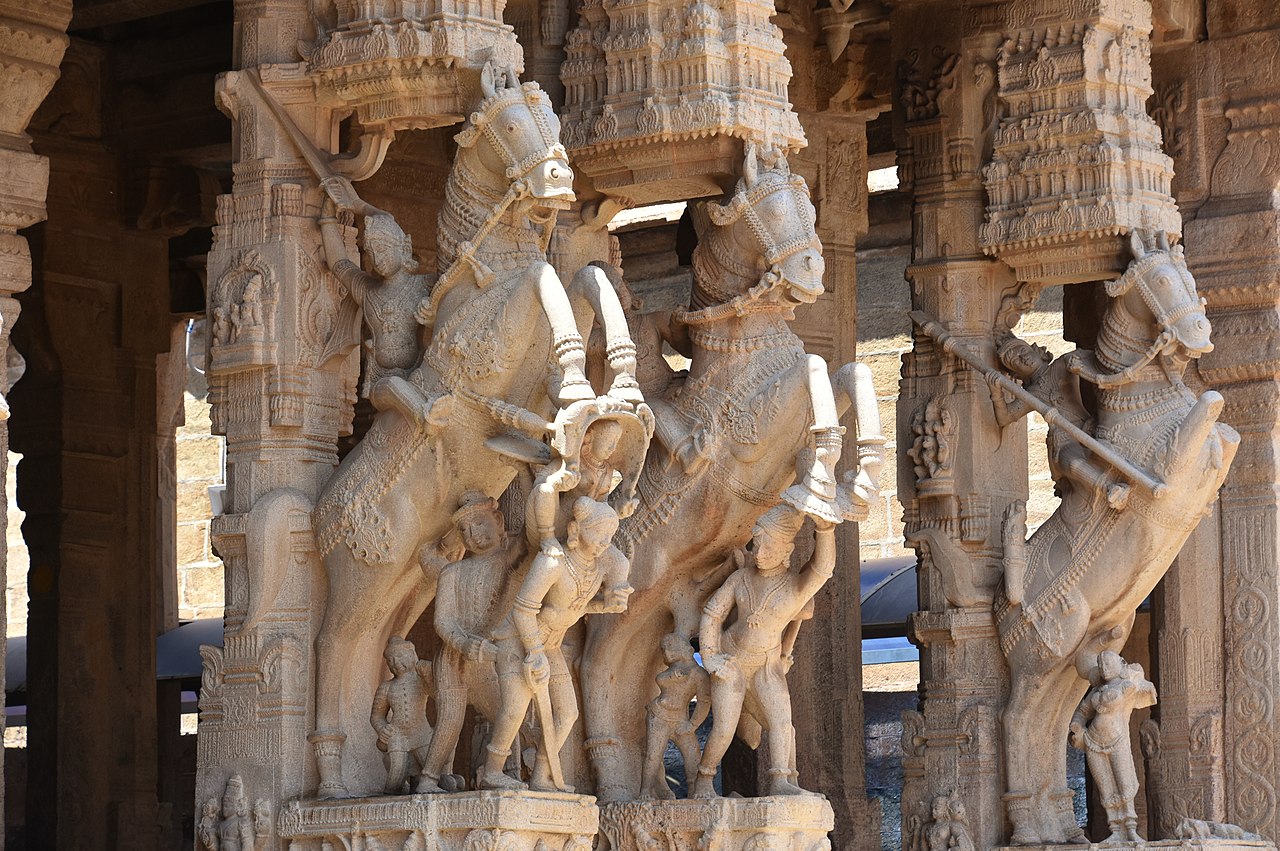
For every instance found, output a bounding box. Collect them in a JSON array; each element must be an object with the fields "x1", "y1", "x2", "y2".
[
  {"x1": 980, "y1": 0, "x2": 1182, "y2": 284},
  {"x1": 560, "y1": 0, "x2": 806, "y2": 205}
]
